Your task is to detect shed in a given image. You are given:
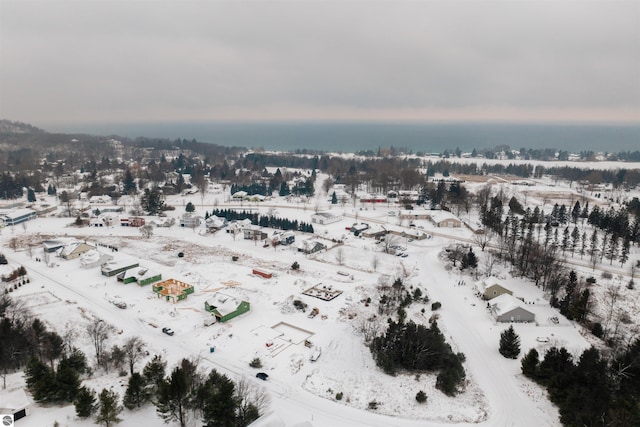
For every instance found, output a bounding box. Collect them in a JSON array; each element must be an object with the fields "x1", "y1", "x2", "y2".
[
  {"x1": 490, "y1": 294, "x2": 535, "y2": 323},
  {"x1": 252, "y1": 268, "x2": 273, "y2": 279},
  {"x1": 204, "y1": 293, "x2": 250, "y2": 322}
]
